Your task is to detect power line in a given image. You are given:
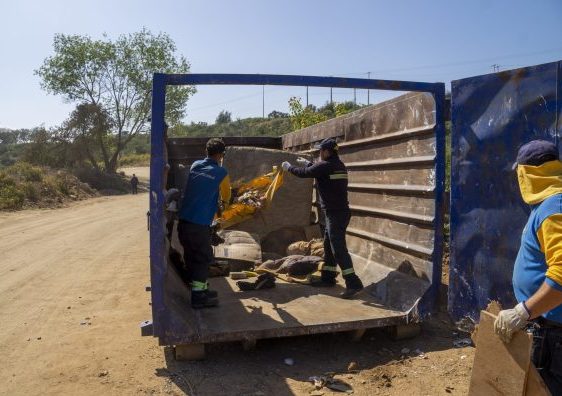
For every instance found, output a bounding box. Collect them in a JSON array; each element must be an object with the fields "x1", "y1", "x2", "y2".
[{"x1": 329, "y1": 46, "x2": 562, "y2": 77}]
